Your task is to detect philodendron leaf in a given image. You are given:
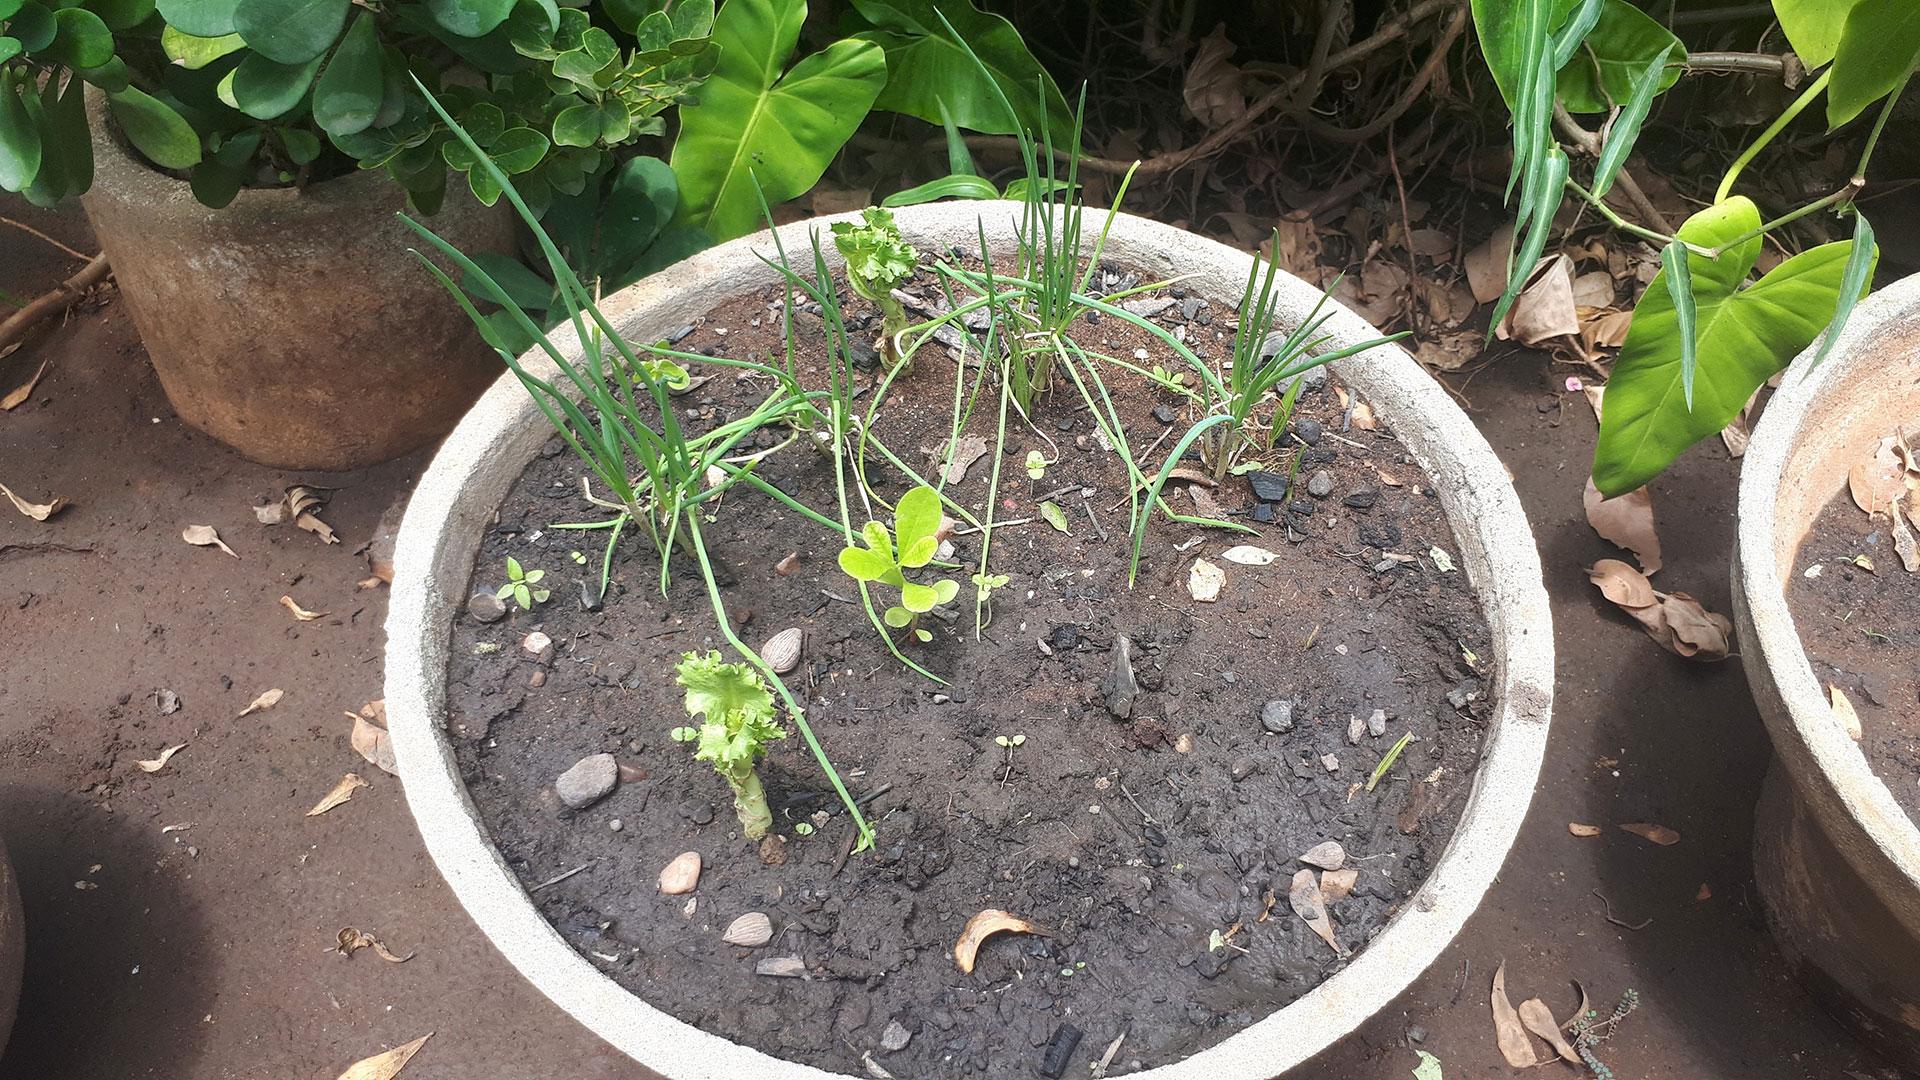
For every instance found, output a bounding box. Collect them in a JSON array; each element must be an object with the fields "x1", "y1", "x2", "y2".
[
  {"x1": 849, "y1": 0, "x2": 1069, "y2": 136},
  {"x1": 1774, "y1": 0, "x2": 1868, "y2": 68},
  {"x1": 1827, "y1": 0, "x2": 1920, "y2": 128},
  {"x1": 106, "y1": 85, "x2": 201, "y2": 168},
  {"x1": 1808, "y1": 210, "x2": 1876, "y2": 370},
  {"x1": 1593, "y1": 196, "x2": 1876, "y2": 496},
  {"x1": 669, "y1": 0, "x2": 886, "y2": 241},
  {"x1": 1554, "y1": 0, "x2": 1682, "y2": 113},
  {"x1": 1659, "y1": 239, "x2": 1695, "y2": 407}
]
